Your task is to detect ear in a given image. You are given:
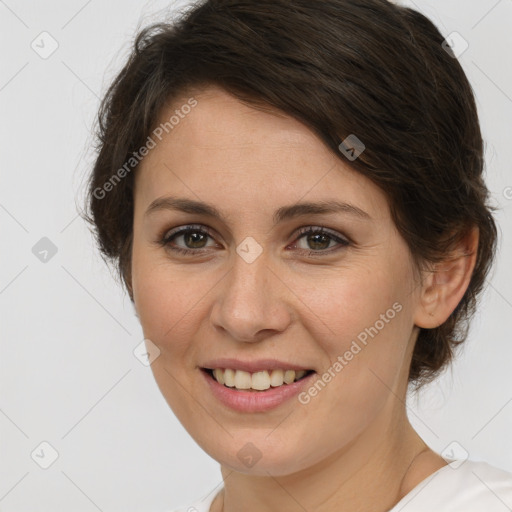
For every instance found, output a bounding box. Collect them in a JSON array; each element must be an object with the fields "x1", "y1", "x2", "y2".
[{"x1": 414, "y1": 227, "x2": 479, "y2": 329}]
